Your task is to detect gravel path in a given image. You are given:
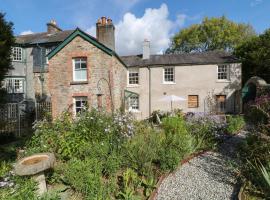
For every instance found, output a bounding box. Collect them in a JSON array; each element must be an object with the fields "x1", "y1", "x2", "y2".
[{"x1": 155, "y1": 132, "x2": 247, "y2": 200}]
